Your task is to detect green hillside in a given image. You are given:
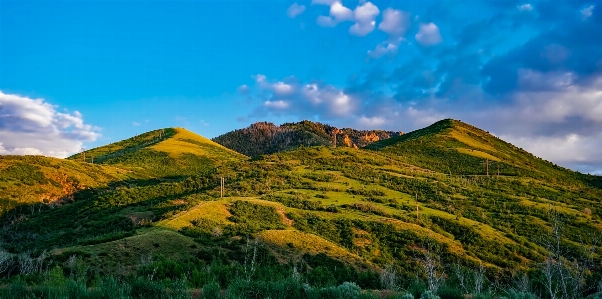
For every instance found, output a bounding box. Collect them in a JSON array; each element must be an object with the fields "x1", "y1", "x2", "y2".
[
  {"x1": 366, "y1": 119, "x2": 585, "y2": 181},
  {"x1": 69, "y1": 127, "x2": 245, "y2": 177},
  {"x1": 212, "y1": 120, "x2": 402, "y2": 157},
  {"x1": 1, "y1": 121, "x2": 601, "y2": 298}
]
